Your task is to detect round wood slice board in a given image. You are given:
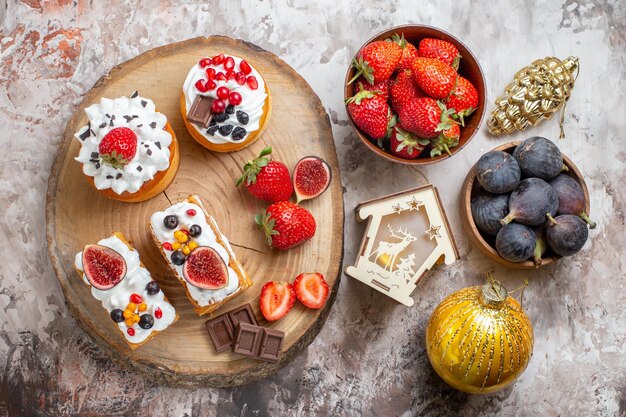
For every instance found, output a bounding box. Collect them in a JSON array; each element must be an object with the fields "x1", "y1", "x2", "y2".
[{"x1": 46, "y1": 36, "x2": 344, "y2": 387}]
